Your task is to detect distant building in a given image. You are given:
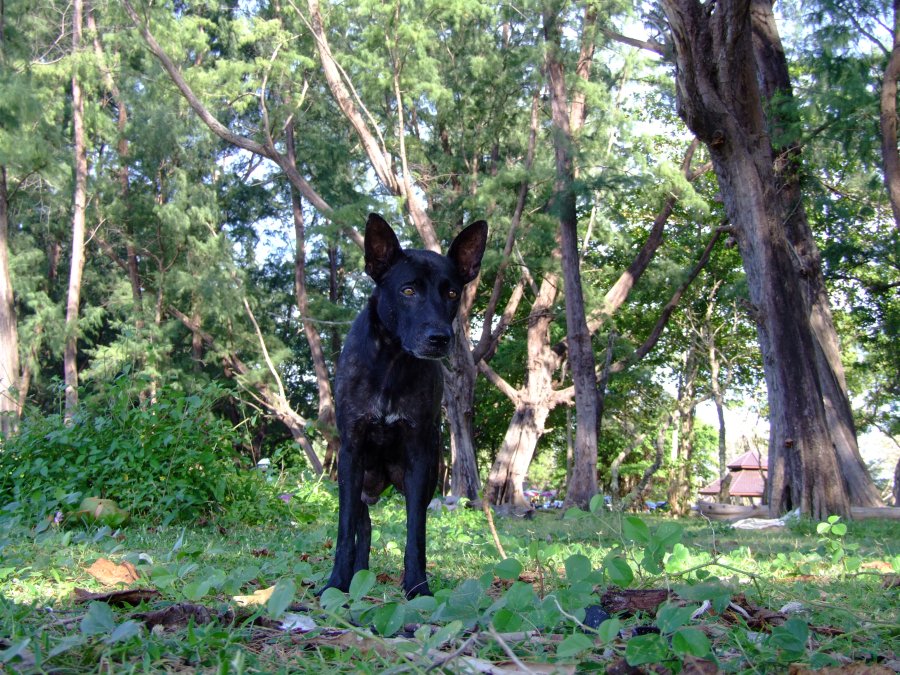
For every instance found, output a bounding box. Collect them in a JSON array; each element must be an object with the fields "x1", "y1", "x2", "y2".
[{"x1": 698, "y1": 449, "x2": 767, "y2": 504}]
